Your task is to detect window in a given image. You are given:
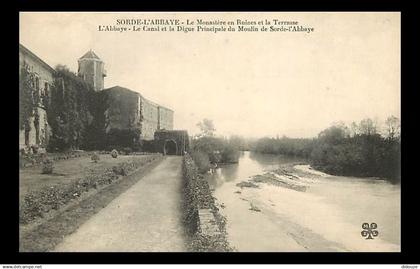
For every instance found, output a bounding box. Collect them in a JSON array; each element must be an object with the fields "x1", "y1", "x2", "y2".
[{"x1": 35, "y1": 76, "x2": 40, "y2": 91}]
